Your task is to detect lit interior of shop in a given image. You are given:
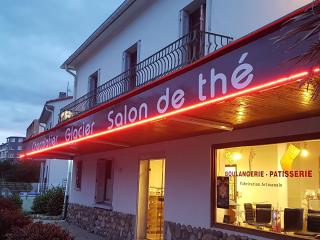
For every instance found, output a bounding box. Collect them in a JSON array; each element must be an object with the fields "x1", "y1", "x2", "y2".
[{"x1": 216, "y1": 139, "x2": 320, "y2": 236}]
